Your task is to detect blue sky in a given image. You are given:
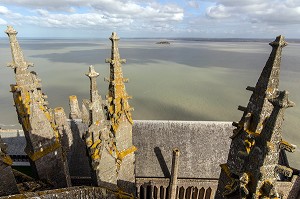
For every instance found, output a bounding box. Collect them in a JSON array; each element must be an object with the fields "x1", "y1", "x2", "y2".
[{"x1": 0, "y1": 0, "x2": 300, "y2": 38}]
